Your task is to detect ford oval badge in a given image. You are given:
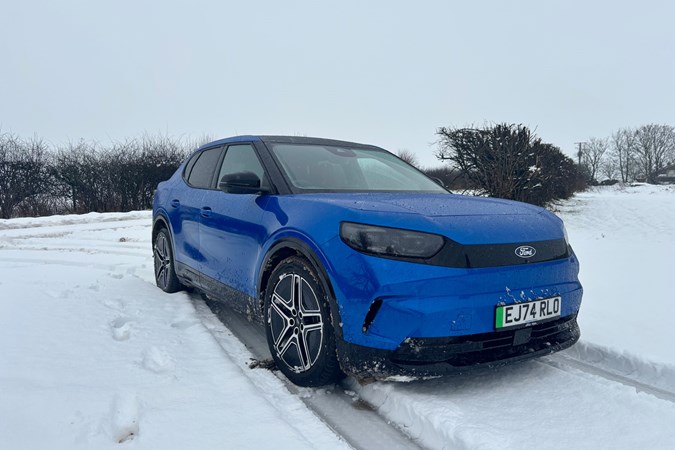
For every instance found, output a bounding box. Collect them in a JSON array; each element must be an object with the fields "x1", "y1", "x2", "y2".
[{"x1": 515, "y1": 245, "x2": 536, "y2": 258}]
